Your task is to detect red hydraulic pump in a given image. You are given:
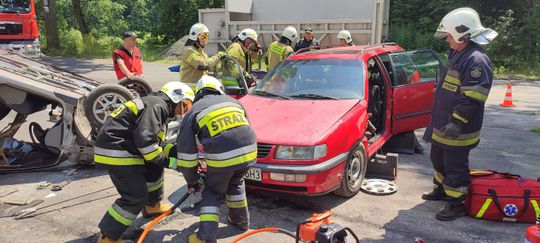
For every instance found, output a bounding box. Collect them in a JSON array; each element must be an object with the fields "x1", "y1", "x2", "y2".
[{"x1": 526, "y1": 216, "x2": 540, "y2": 243}]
